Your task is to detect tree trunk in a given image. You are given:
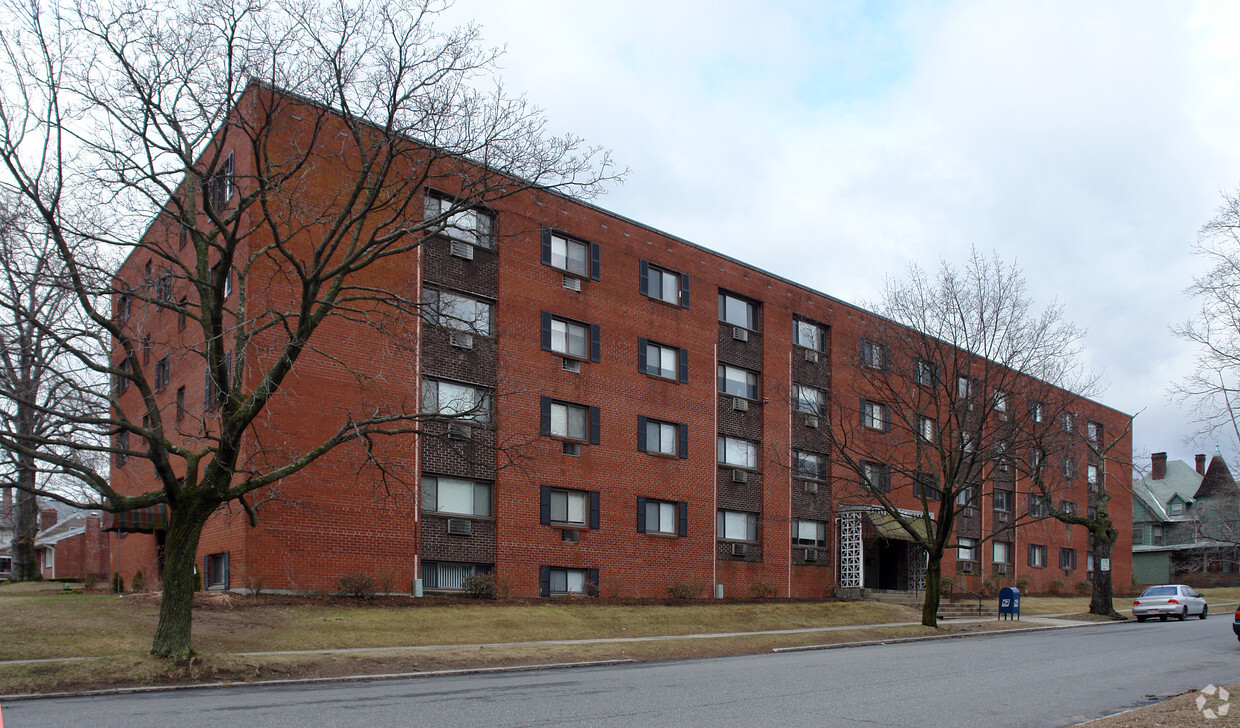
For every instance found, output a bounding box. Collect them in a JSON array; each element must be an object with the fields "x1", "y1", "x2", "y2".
[
  {"x1": 1088, "y1": 527, "x2": 1119, "y2": 618},
  {"x1": 10, "y1": 474, "x2": 40, "y2": 581},
  {"x1": 921, "y1": 555, "x2": 942, "y2": 628},
  {"x1": 150, "y1": 500, "x2": 215, "y2": 660}
]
